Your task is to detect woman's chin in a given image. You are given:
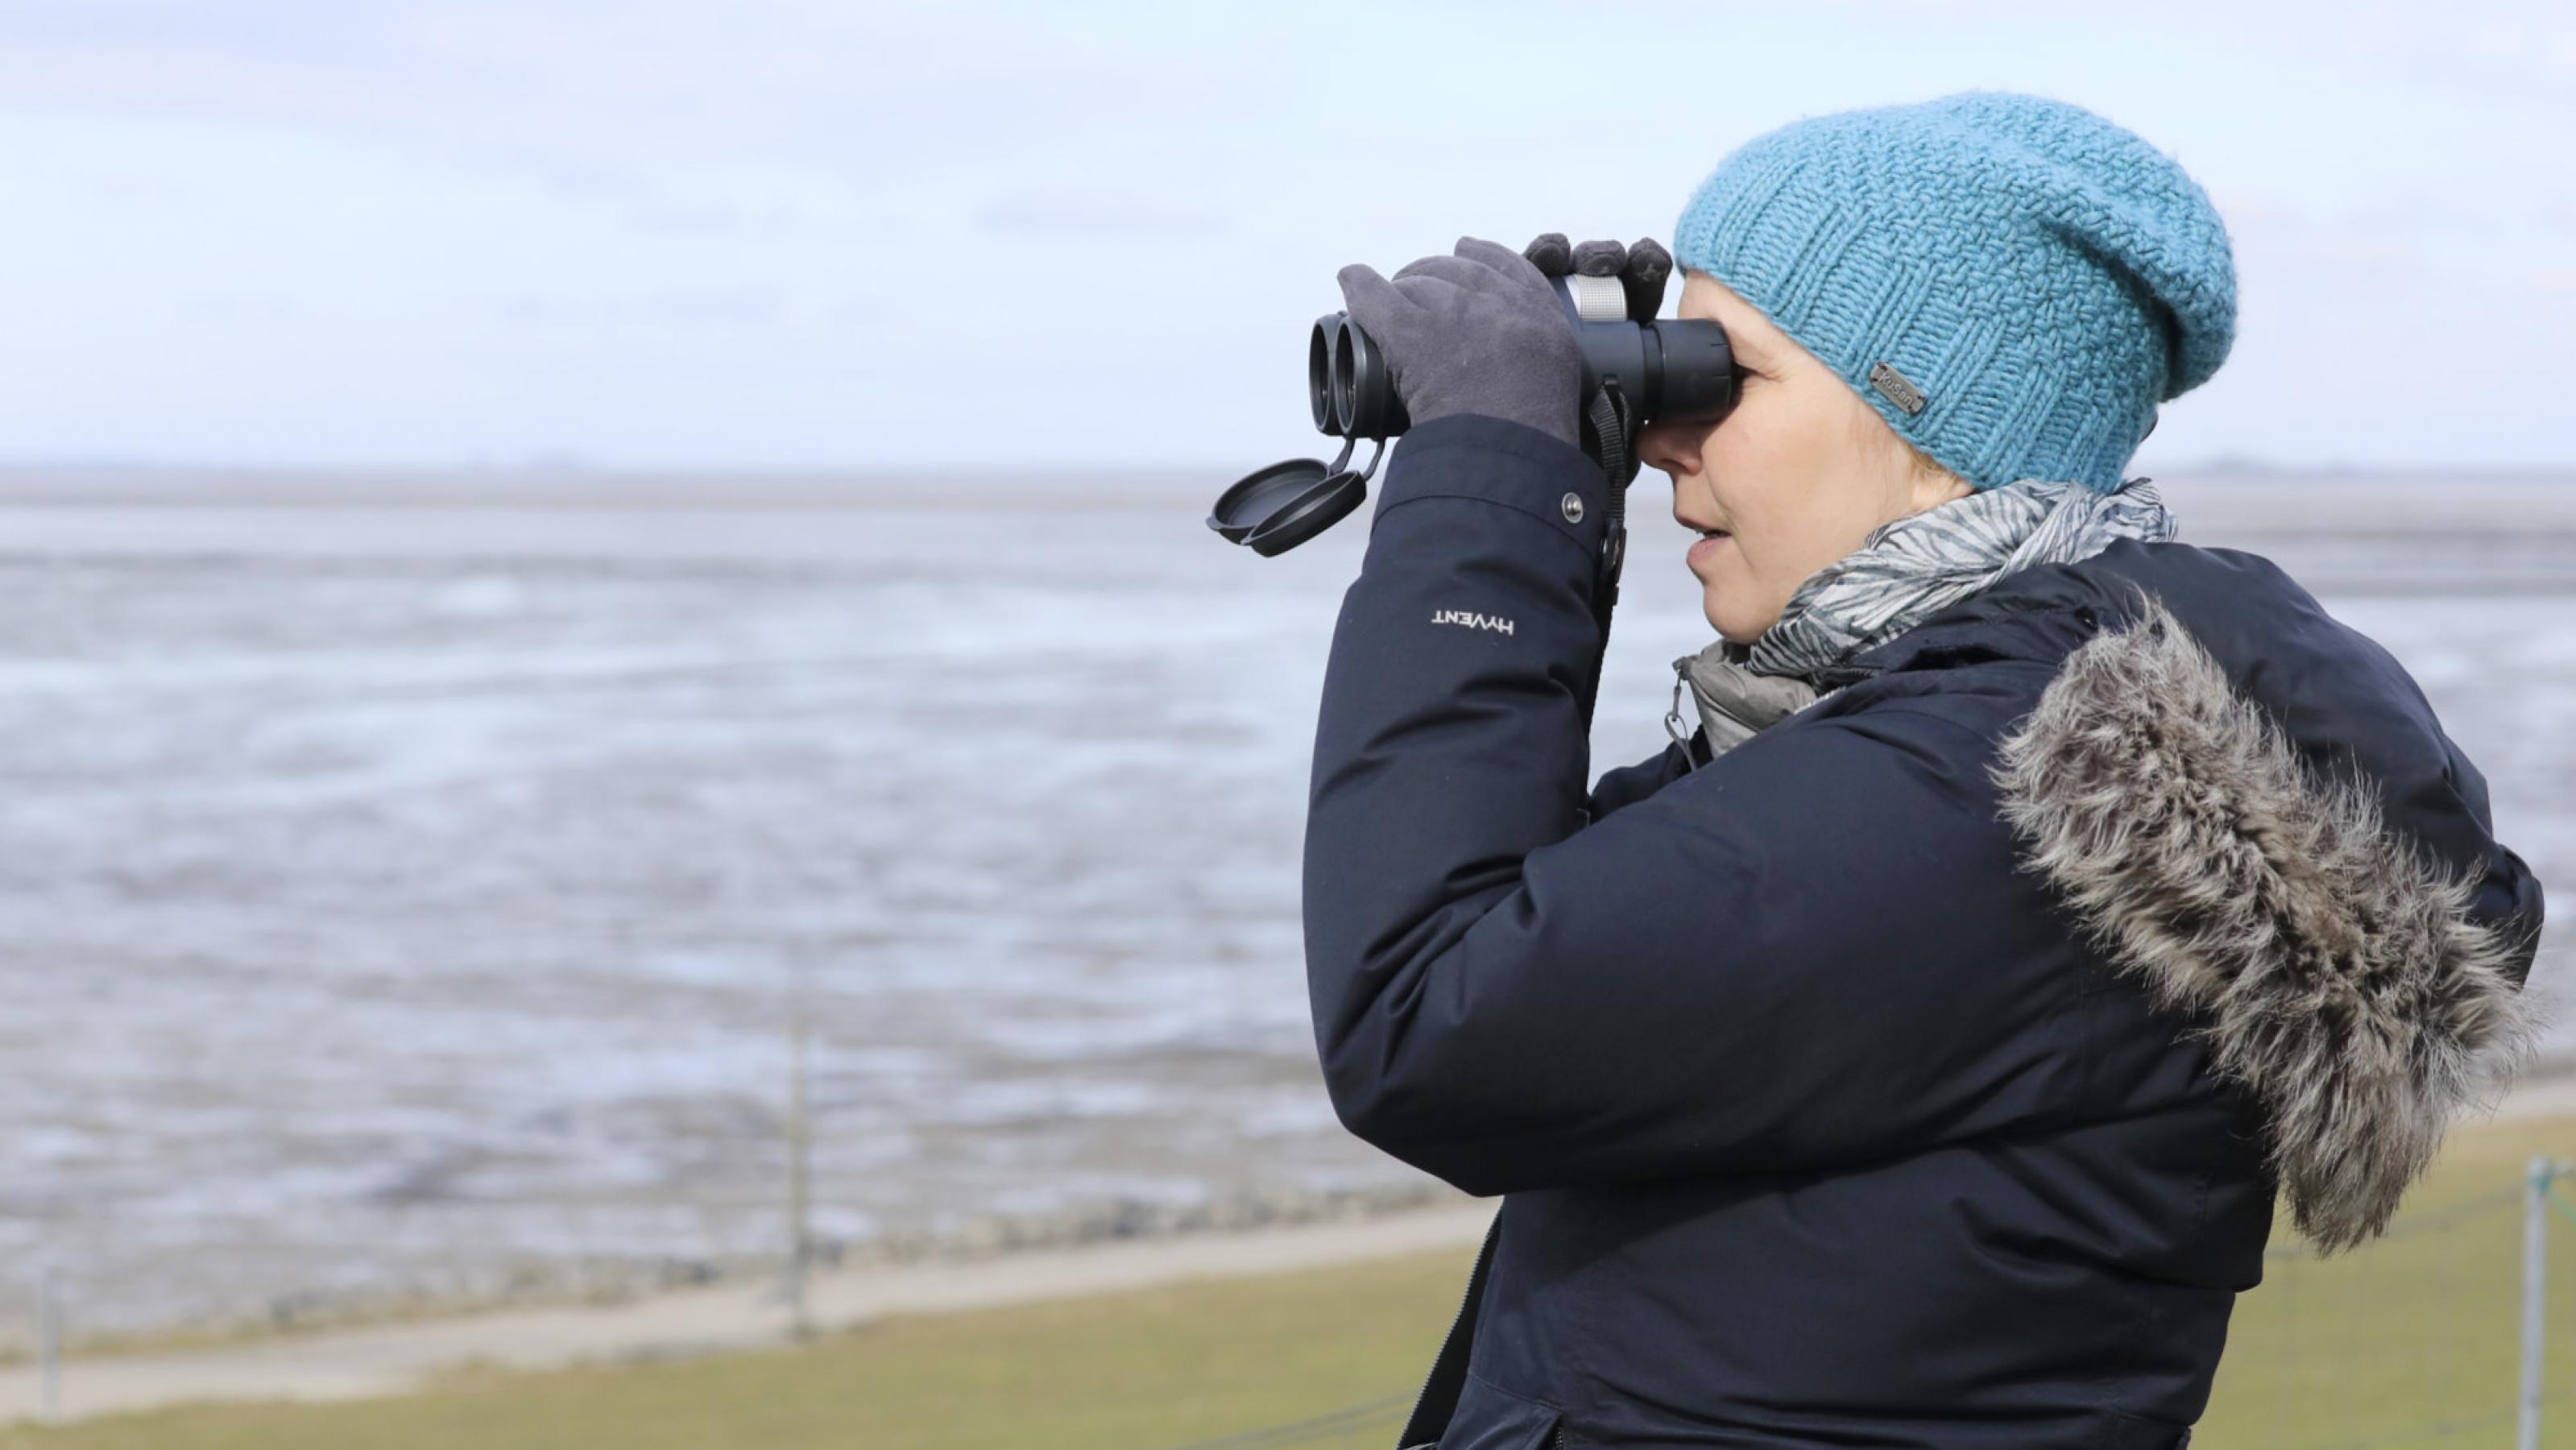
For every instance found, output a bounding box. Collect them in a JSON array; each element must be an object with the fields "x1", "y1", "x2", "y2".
[{"x1": 1702, "y1": 586, "x2": 1766, "y2": 644}]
